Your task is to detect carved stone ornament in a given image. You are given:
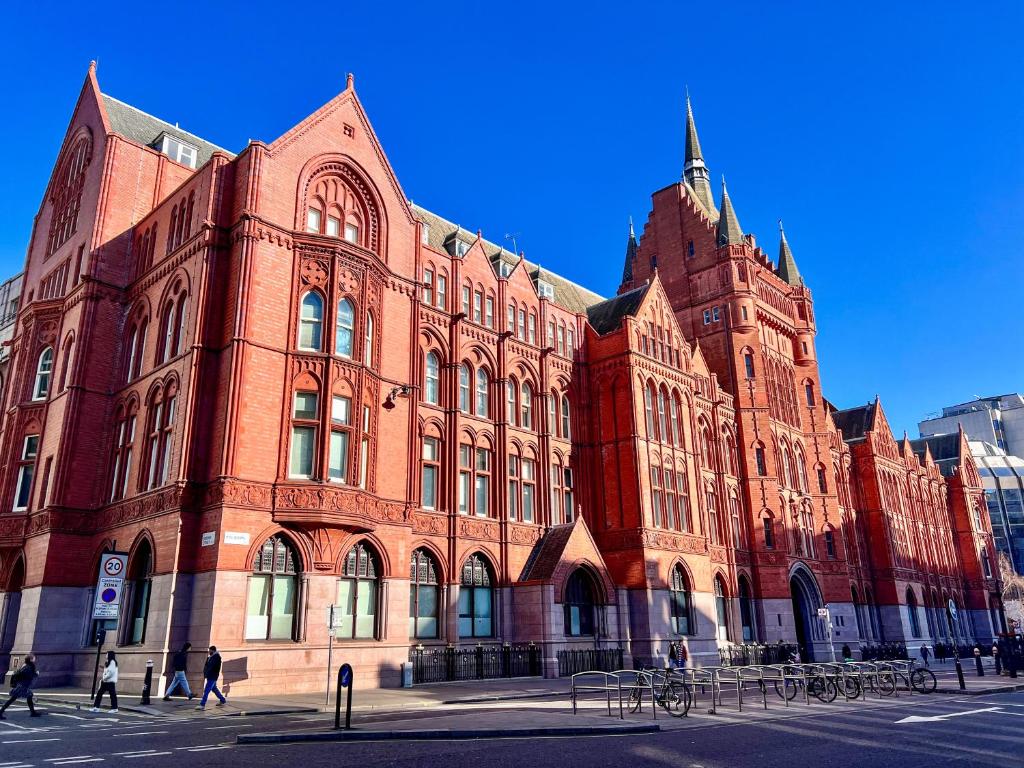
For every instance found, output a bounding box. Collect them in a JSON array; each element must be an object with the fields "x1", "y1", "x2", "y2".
[{"x1": 299, "y1": 258, "x2": 330, "y2": 288}]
